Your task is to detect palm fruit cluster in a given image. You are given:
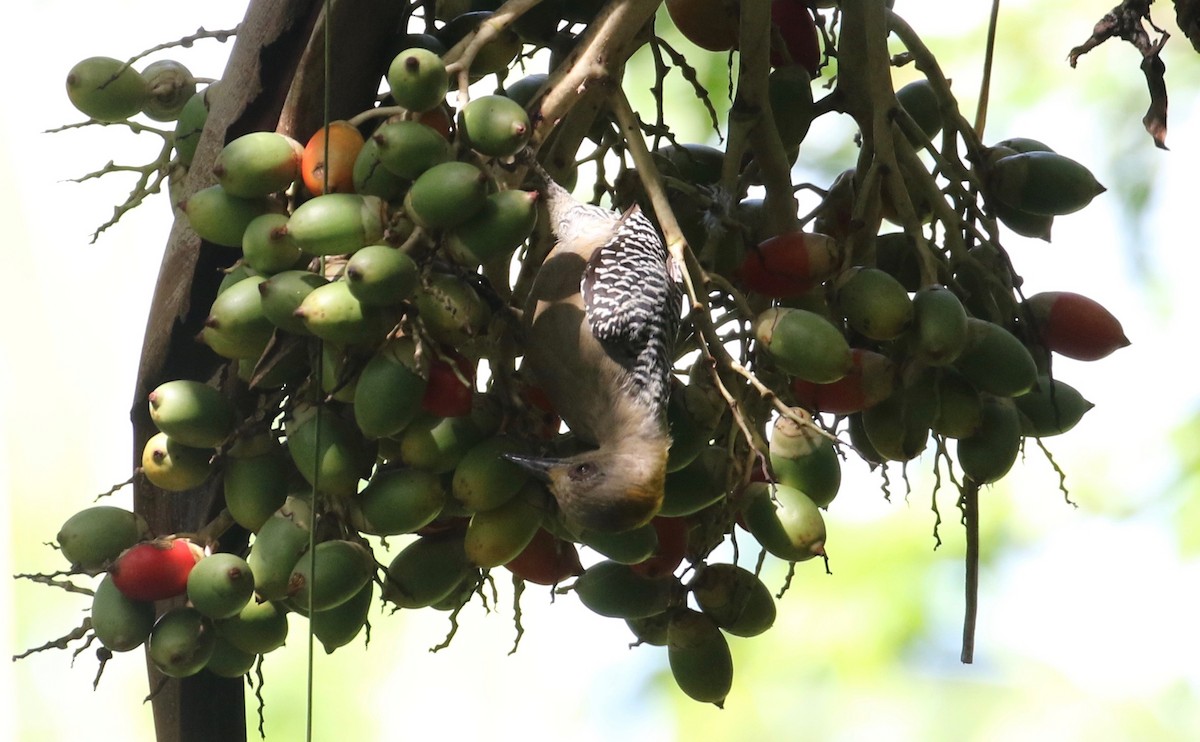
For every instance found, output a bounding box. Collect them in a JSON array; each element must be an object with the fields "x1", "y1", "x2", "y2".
[{"x1": 36, "y1": 0, "x2": 1129, "y2": 711}]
